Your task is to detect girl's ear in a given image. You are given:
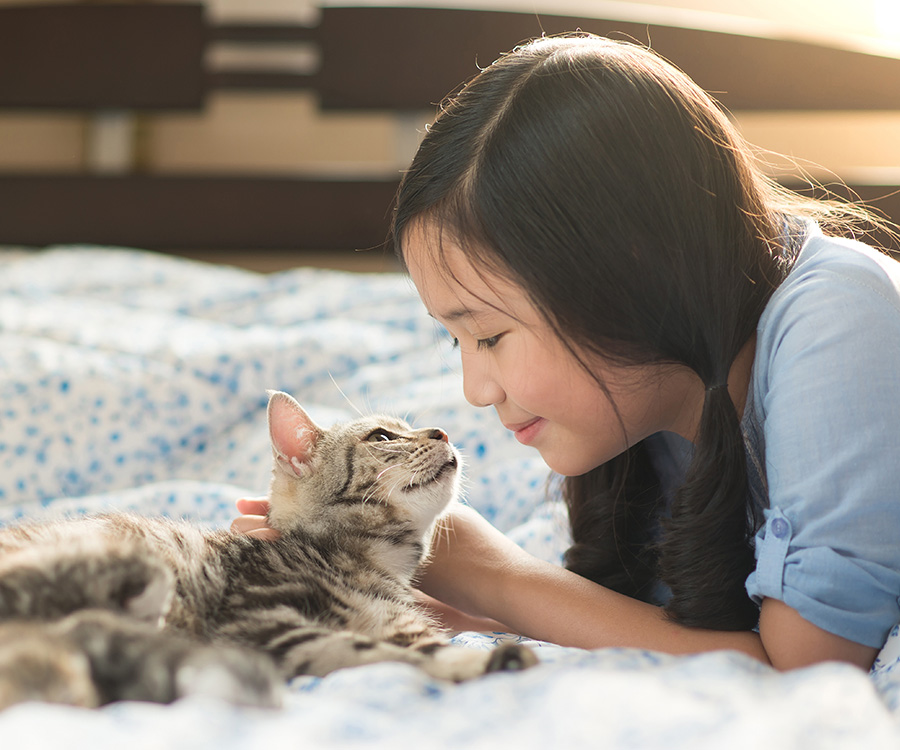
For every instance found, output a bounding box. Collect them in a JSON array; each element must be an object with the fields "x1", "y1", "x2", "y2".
[{"x1": 267, "y1": 391, "x2": 323, "y2": 476}]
